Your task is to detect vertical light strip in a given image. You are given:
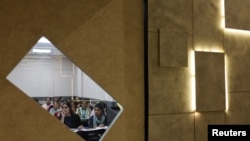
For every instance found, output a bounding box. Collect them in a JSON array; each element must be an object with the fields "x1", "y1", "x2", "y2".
[
  {"x1": 221, "y1": 0, "x2": 229, "y2": 111},
  {"x1": 220, "y1": 0, "x2": 225, "y2": 29},
  {"x1": 189, "y1": 50, "x2": 196, "y2": 111},
  {"x1": 225, "y1": 55, "x2": 229, "y2": 111}
]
